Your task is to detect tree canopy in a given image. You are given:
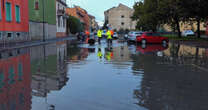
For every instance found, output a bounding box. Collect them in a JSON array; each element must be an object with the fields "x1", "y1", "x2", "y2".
[
  {"x1": 67, "y1": 15, "x2": 84, "y2": 34},
  {"x1": 132, "y1": 0, "x2": 208, "y2": 38}
]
